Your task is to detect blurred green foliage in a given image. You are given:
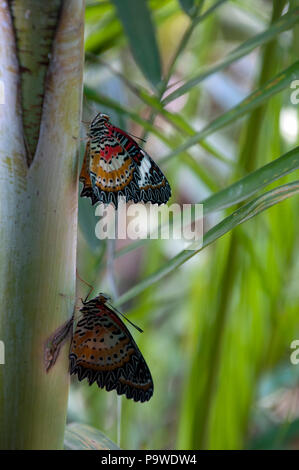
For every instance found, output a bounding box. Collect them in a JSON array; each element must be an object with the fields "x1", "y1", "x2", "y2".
[{"x1": 69, "y1": 0, "x2": 299, "y2": 450}]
